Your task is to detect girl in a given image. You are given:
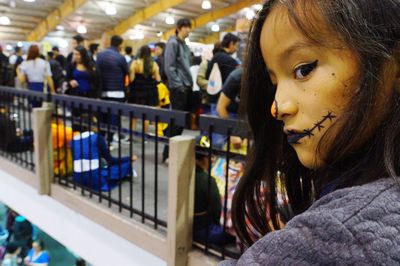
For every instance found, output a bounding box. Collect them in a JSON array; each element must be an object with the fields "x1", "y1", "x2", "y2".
[
  {"x1": 66, "y1": 45, "x2": 98, "y2": 98},
  {"x1": 222, "y1": 0, "x2": 400, "y2": 264},
  {"x1": 17, "y1": 45, "x2": 55, "y2": 107}
]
